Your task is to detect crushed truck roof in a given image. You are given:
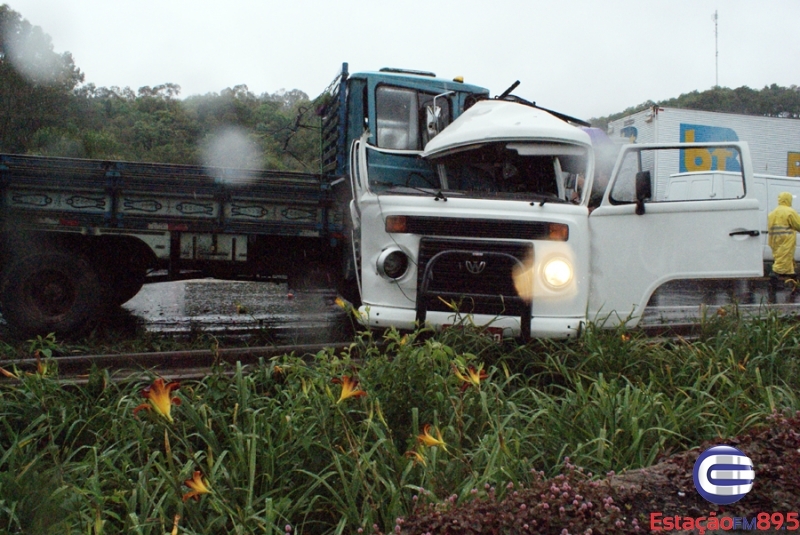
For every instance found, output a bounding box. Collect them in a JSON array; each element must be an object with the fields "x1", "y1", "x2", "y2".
[{"x1": 422, "y1": 100, "x2": 592, "y2": 159}]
